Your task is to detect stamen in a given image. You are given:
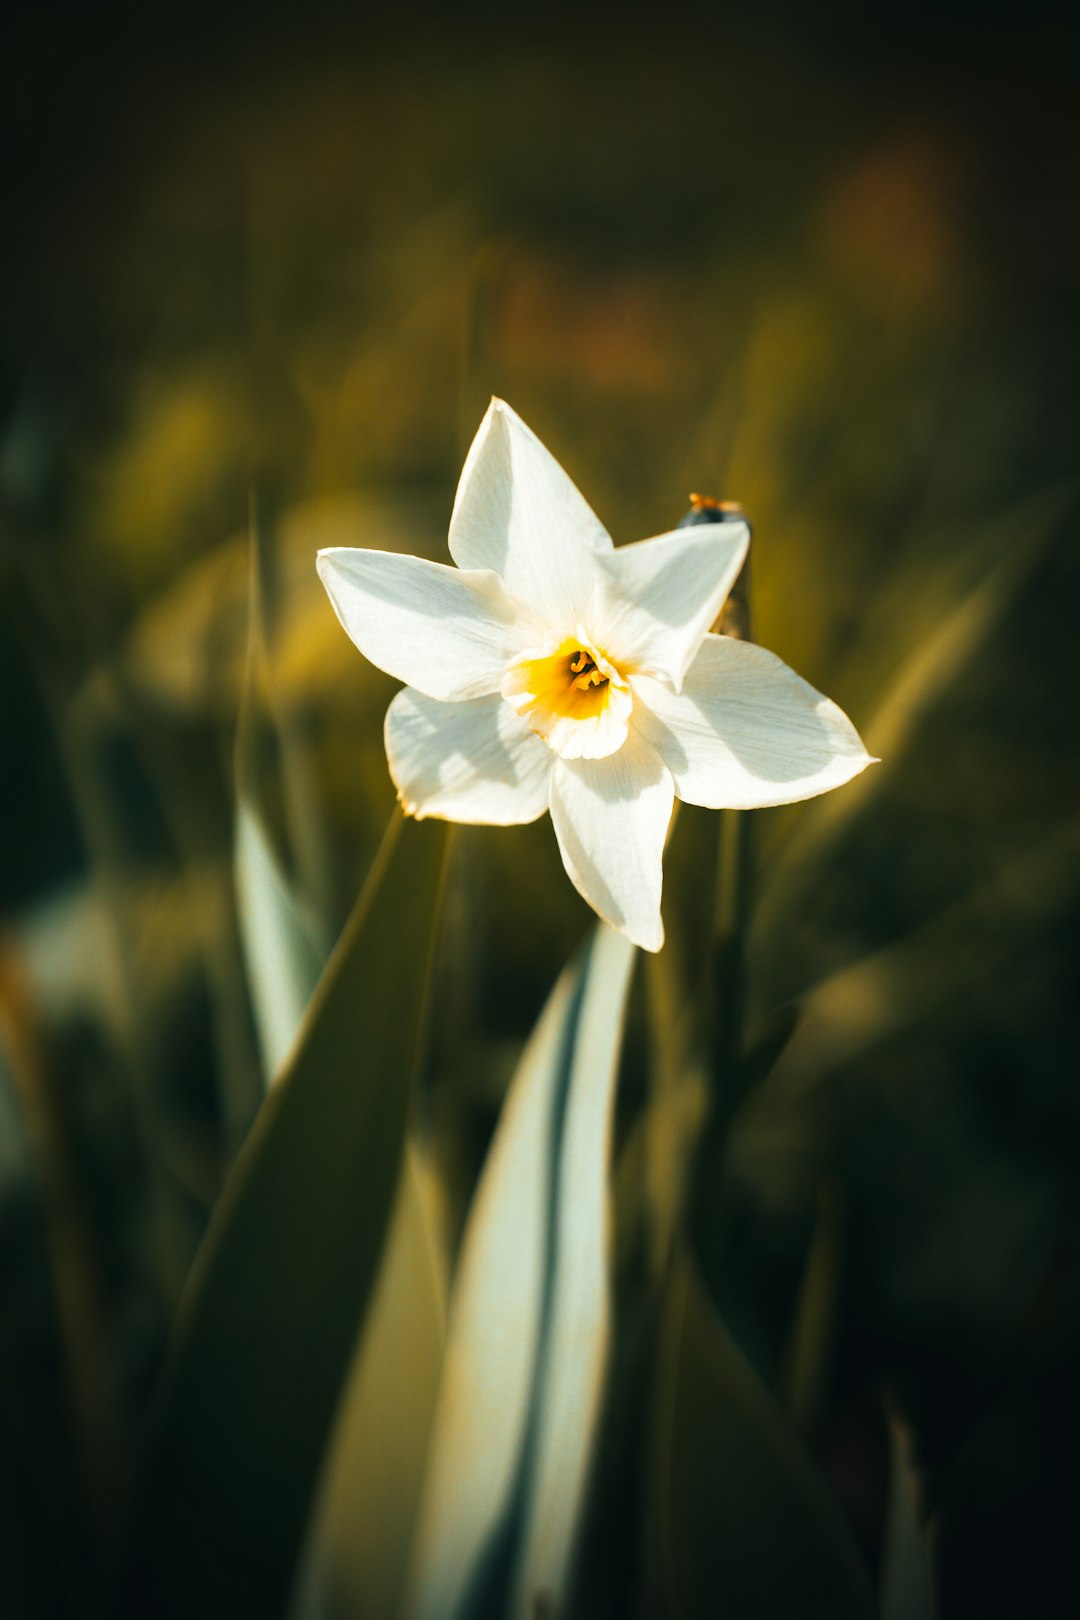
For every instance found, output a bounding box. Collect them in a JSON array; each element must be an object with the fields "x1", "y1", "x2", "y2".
[
  {"x1": 501, "y1": 632, "x2": 631, "y2": 760},
  {"x1": 569, "y1": 649, "x2": 608, "y2": 693}
]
